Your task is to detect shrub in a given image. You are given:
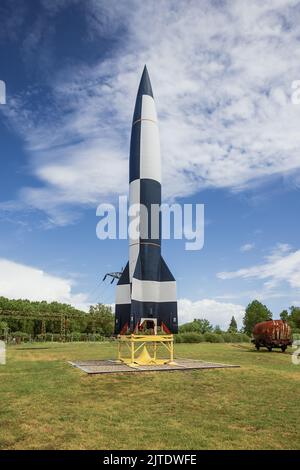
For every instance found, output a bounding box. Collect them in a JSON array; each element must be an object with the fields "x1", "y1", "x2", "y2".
[
  {"x1": 12, "y1": 331, "x2": 29, "y2": 340},
  {"x1": 51, "y1": 333, "x2": 62, "y2": 342},
  {"x1": 174, "y1": 334, "x2": 182, "y2": 343},
  {"x1": 204, "y1": 332, "x2": 224, "y2": 343},
  {"x1": 179, "y1": 319, "x2": 213, "y2": 334},
  {"x1": 70, "y1": 332, "x2": 81, "y2": 341},
  {"x1": 222, "y1": 332, "x2": 233, "y2": 342},
  {"x1": 175, "y1": 332, "x2": 204, "y2": 343},
  {"x1": 175, "y1": 331, "x2": 250, "y2": 343},
  {"x1": 230, "y1": 333, "x2": 250, "y2": 343},
  {"x1": 93, "y1": 334, "x2": 106, "y2": 341},
  {"x1": 229, "y1": 333, "x2": 238, "y2": 343},
  {"x1": 45, "y1": 333, "x2": 54, "y2": 341},
  {"x1": 239, "y1": 333, "x2": 251, "y2": 343},
  {"x1": 212, "y1": 332, "x2": 250, "y2": 343}
]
